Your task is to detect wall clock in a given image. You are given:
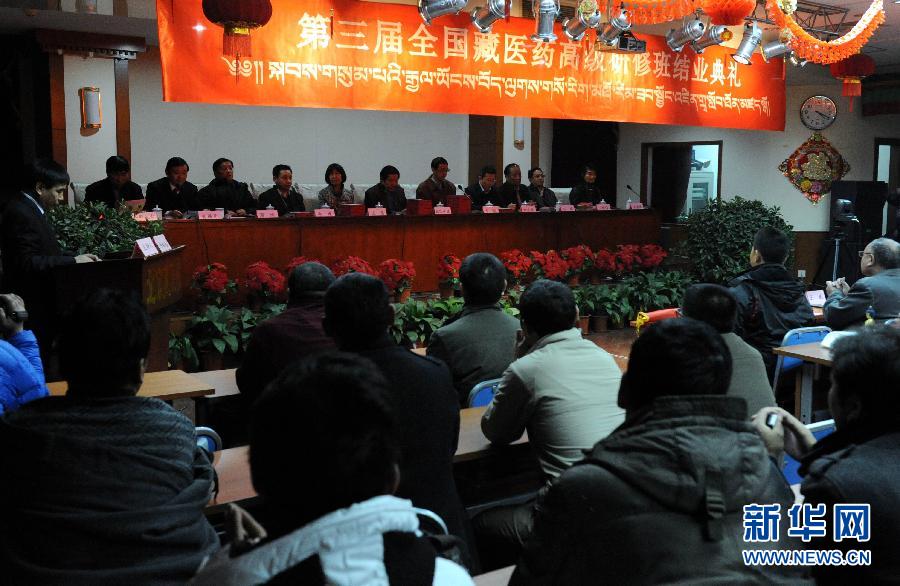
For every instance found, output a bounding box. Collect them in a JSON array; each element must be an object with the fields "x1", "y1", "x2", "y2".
[{"x1": 800, "y1": 95, "x2": 837, "y2": 131}]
